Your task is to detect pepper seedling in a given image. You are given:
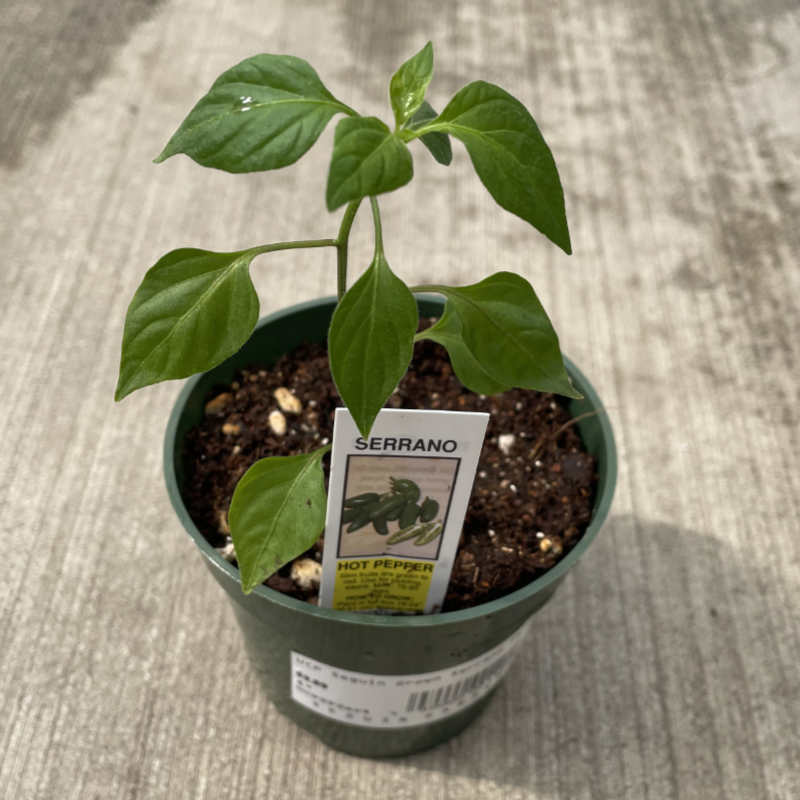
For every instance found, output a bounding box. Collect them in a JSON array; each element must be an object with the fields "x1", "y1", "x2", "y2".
[{"x1": 116, "y1": 42, "x2": 580, "y2": 592}]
